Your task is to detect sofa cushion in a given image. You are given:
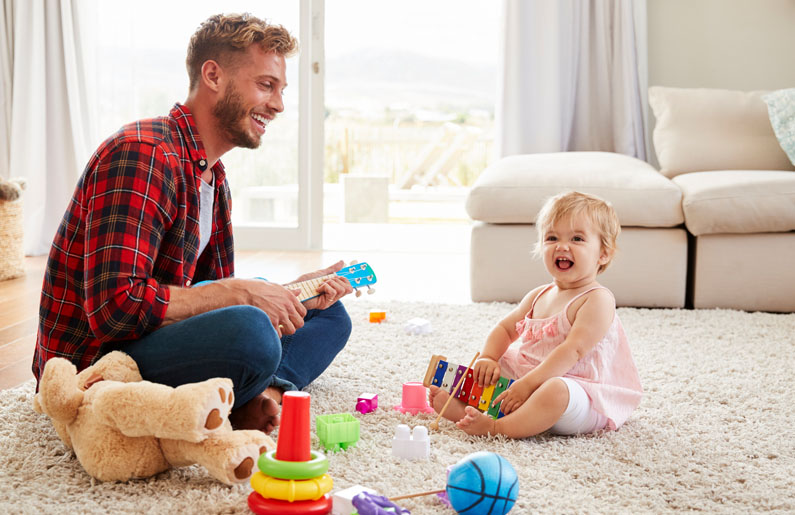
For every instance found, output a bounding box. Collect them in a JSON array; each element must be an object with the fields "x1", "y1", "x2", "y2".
[
  {"x1": 649, "y1": 87, "x2": 795, "y2": 178},
  {"x1": 763, "y1": 88, "x2": 795, "y2": 166},
  {"x1": 465, "y1": 151, "x2": 683, "y2": 227},
  {"x1": 673, "y1": 170, "x2": 795, "y2": 236}
]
